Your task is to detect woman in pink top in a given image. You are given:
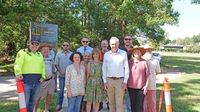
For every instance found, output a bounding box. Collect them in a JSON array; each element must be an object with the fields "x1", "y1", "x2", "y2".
[{"x1": 127, "y1": 46, "x2": 150, "y2": 112}]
